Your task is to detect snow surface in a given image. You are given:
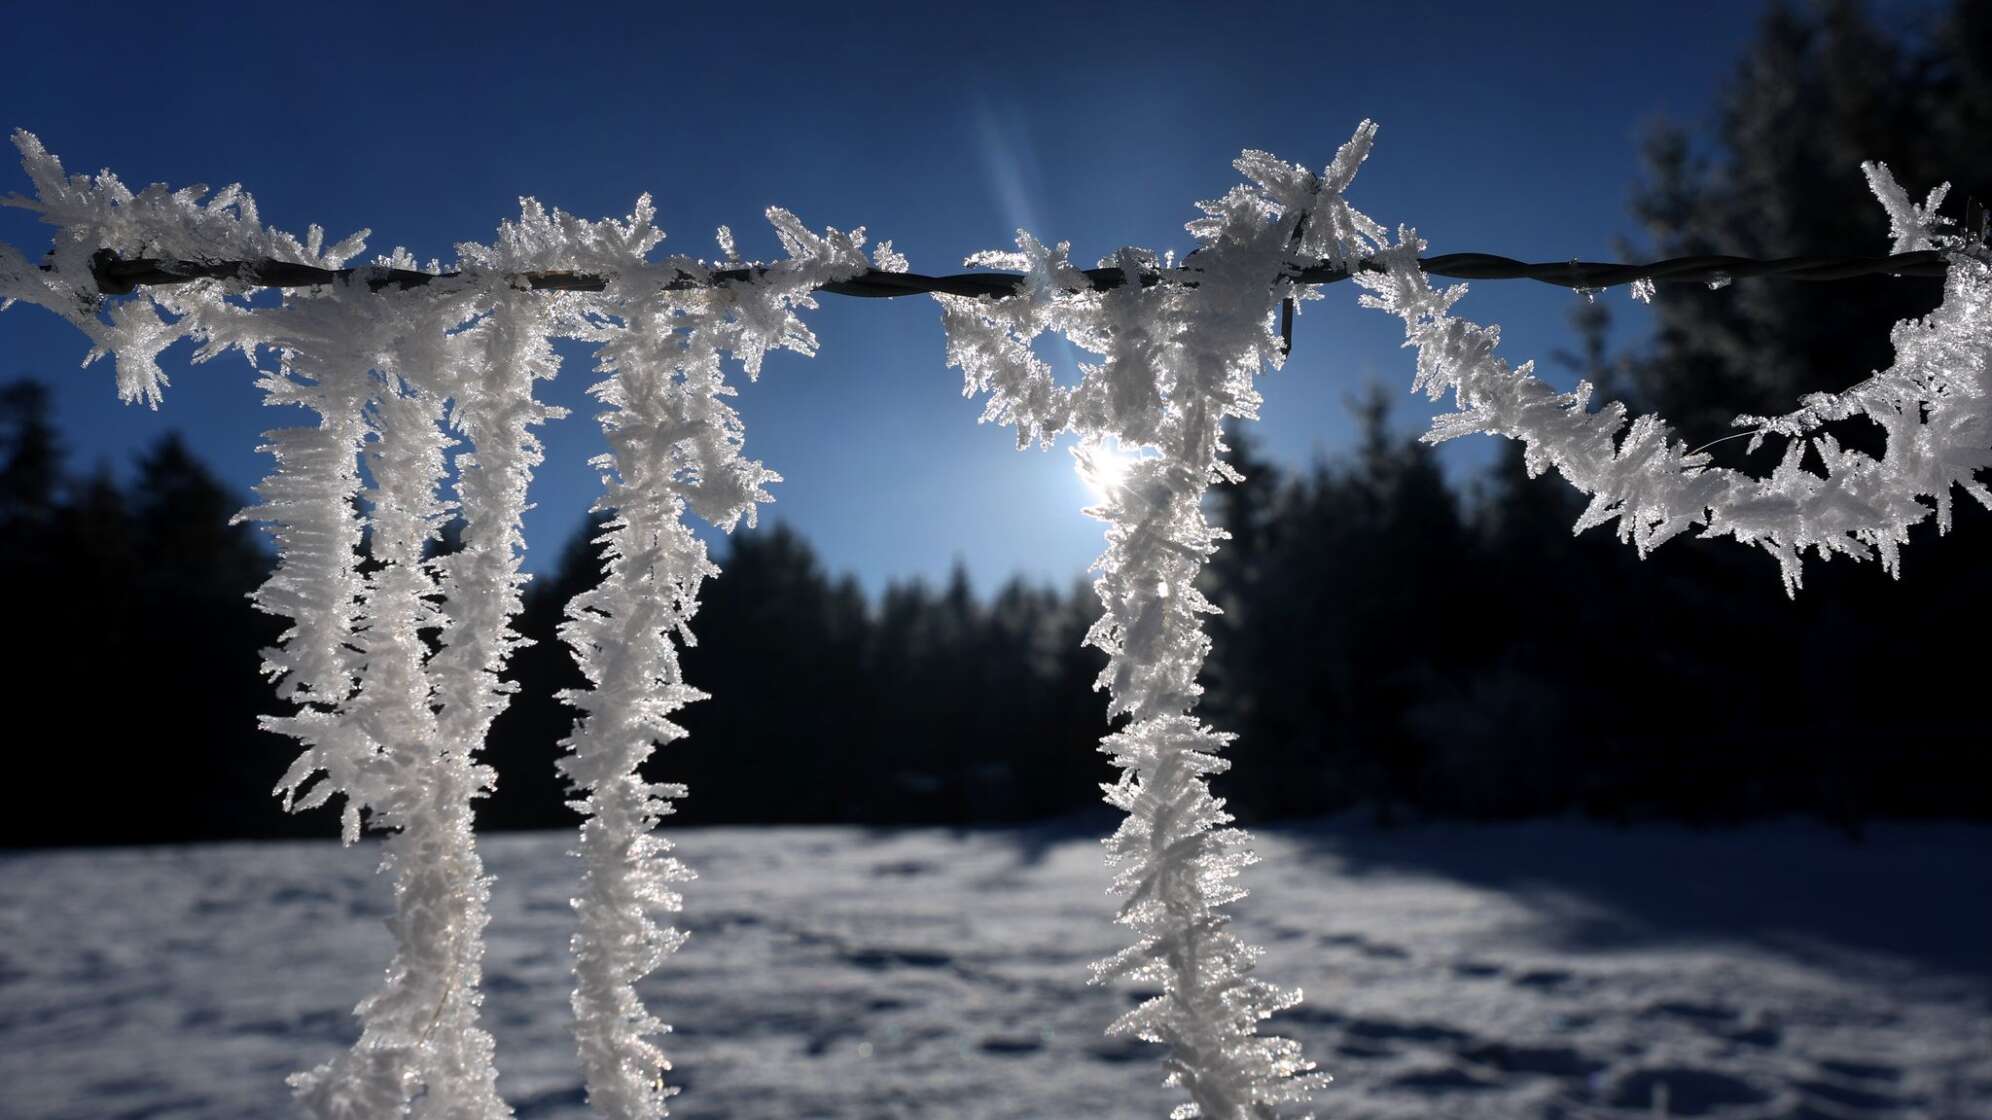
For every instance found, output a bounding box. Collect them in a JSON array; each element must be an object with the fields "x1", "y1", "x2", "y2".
[{"x1": 2, "y1": 818, "x2": 1987, "y2": 1120}]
